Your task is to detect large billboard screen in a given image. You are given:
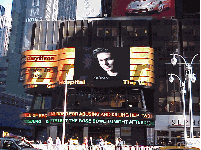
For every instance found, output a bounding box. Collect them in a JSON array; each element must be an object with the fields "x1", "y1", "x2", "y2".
[
  {"x1": 21, "y1": 47, "x2": 154, "y2": 88},
  {"x1": 76, "y1": 0, "x2": 102, "y2": 20},
  {"x1": 112, "y1": 0, "x2": 175, "y2": 18}
]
